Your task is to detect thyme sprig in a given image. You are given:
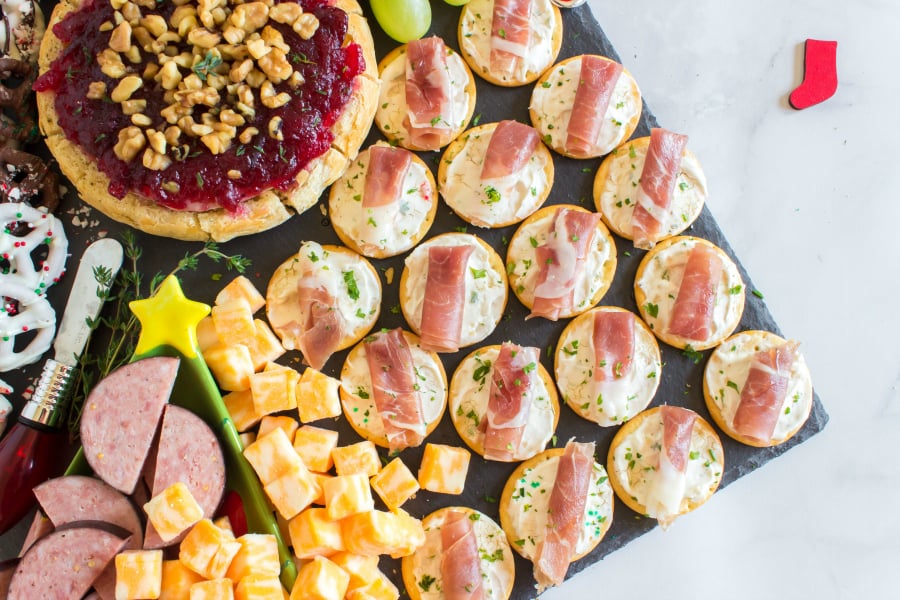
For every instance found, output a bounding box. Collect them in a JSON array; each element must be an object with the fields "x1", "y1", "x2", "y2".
[{"x1": 66, "y1": 232, "x2": 250, "y2": 439}]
